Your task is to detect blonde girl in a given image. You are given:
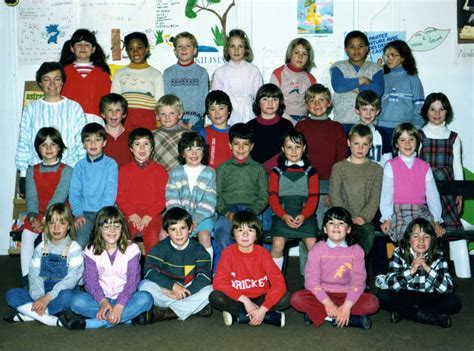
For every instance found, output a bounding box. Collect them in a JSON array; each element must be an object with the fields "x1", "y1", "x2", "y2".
[
  {"x1": 5, "y1": 203, "x2": 83, "y2": 327},
  {"x1": 211, "y1": 29, "x2": 263, "y2": 125}
]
